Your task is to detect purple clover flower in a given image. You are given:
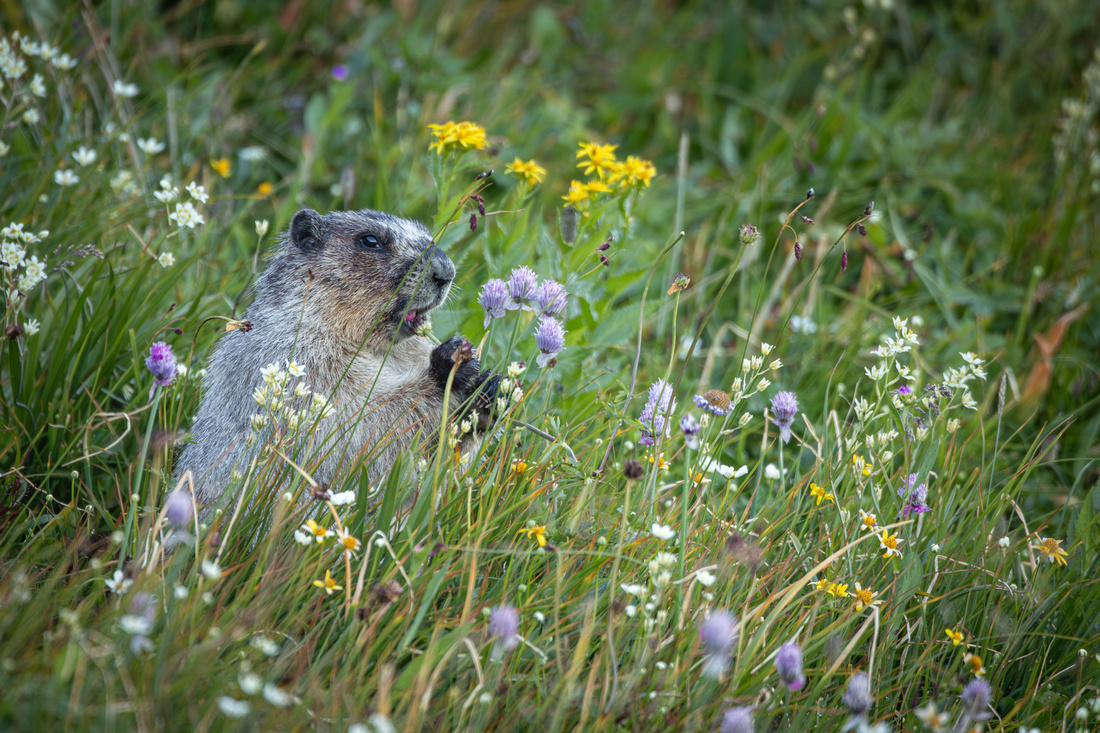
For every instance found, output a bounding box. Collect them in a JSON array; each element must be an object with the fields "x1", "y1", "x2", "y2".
[
  {"x1": 505, "y1": 266, "x2": 539, "y2": 311},
  {"x1": 680, "y1": 413, "x2": 701, "y2": 450},
  {"x1": 842, "y1": 672, "x2": 872, "y2": 718},
  {"x1": 639, "y1": 378, "x2": 676, "y2": 446},
  {"x1": 164, "y1": 490, "x2": 193, "y2": 527},
  {"x1": 146, "y1": 342, "x2": 176, "y2": 396},
  {"x1": 693, "y1": 389, "x2": 731, "y2": 416},
  {"x1": 533, "y1": 280, "x2": 568, "y2": 317},
  {"x1": 479, "y1": 279, "x2": 509, "y2": 328},
  {"x1": 770, "y1": 391, "x2": 798, "y2": 445},
  {"x1": 489, "y1": 605, "x2": 519, "y2": 653},
  {"x1": 699, "y1": 609, "x2": 739, "y2": 679},
  {"x1": 960, "y1": 678, "x2": 992, "y2": 722},
  {"x1": 775, "y1": 641, "x2": 805, "y2": 691},
  {"x1": 534, "y1": 318, "x2": 565, "y2": 368},
  {"x1": 719, "y1": 707, "x2": 754, "y2": 733},
  {"x1": 896, "y1": 473, "x2": 932, "y2": 519}
]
